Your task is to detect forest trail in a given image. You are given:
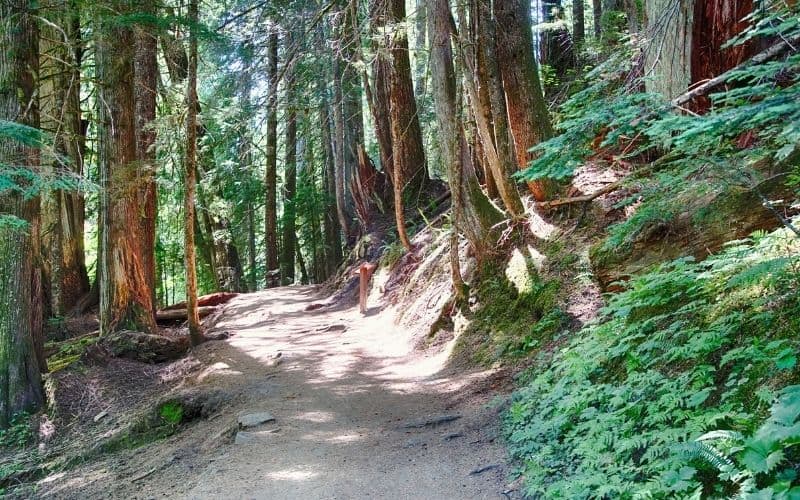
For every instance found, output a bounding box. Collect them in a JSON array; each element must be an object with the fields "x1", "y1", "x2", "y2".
[{"x1": 157, "y1": 287, "x2": 514, "y2": 499}]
